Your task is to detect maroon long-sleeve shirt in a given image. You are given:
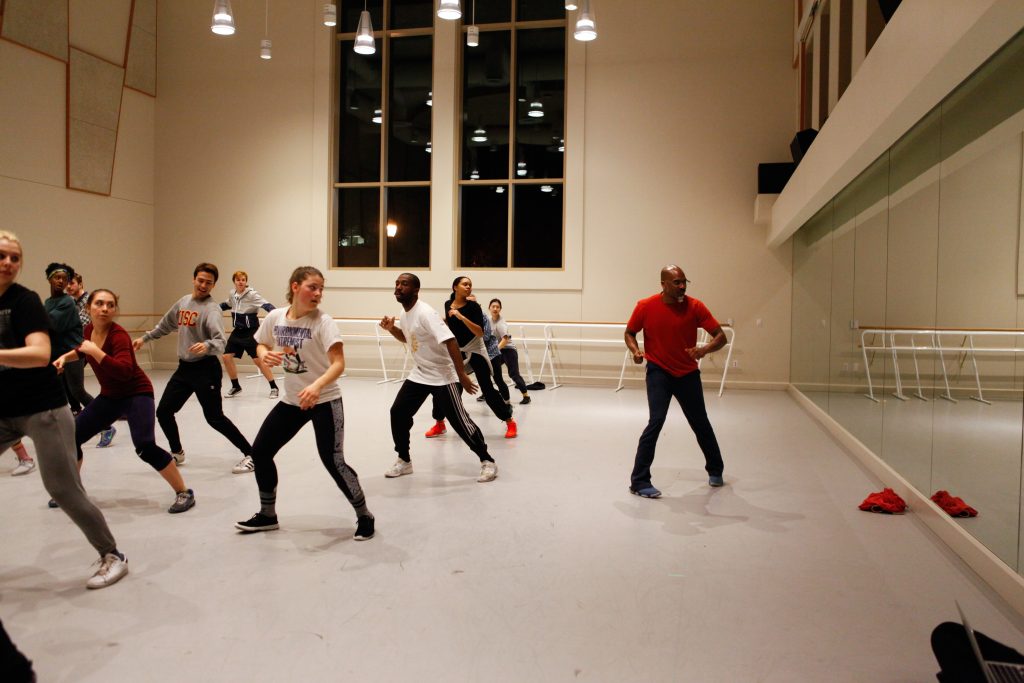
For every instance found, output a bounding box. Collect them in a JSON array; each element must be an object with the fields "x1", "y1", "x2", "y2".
[{"x1": 82, "y1": 322, "x2": 153, "y2": 398}]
